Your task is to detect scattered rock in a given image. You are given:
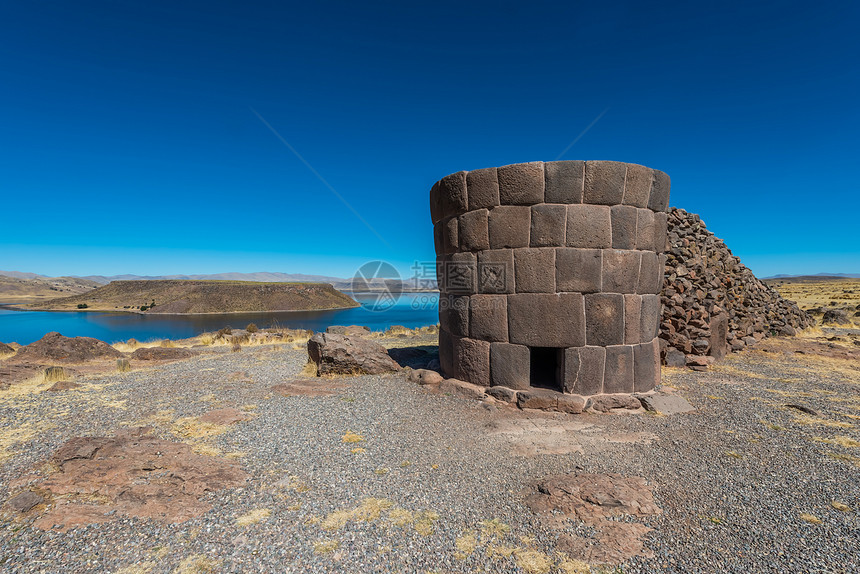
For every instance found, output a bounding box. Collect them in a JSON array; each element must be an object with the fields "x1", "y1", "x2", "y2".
[
  {"x1": 7, "y1": 491, "x2": 45, "y2": 513},
  {"x1": 325, "y1": 325, "x2": 370, "y2": 337},
  {"x1": 486, "y1": 386, "x2": 518, "y2": 403},
  {"x1": 10, "y1": 332, "x2": 123, "y2": 363},
  {"x1": 270, "y1": 379, "x2": 346, "y2": 397},
  {"x1": 131, "y1": 347, "x2": 197, "y2": 361},
  {"x1": 587, "y1": 394, "x2": 642, "y2": 412},
  {"x1": 407, "y1": 369, "x2": 444, "y2": 386},
  {"x1": 822, "y1": 309, "x2": 850, "y2": 325},
  {"x1": 664, "y1": 347, "x2": 687, "y2": 368},
  {"x1": 31, "y1": 427, "x2": 247, "y2": 532},
  {"x1": 636, "y1": 393, "x2": 695, "y2": 415},
  {"x1": 517, "y1": 389, "x2": 559, "y2": 411},
  {"x1": 438, "y1": 378, "x2": 487, "y2": 400},
  {"x1": 306, "y1": 333, "x2": 400, "y2": 376}
]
